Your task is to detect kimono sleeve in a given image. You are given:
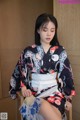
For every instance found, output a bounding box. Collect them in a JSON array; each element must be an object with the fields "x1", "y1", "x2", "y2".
[
  {"x1": 58, "y1": 48, "x2": 76, "y2": 98},
  {"x1": 9, "y1": 49, "x2": 28, "y2": 99}
]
